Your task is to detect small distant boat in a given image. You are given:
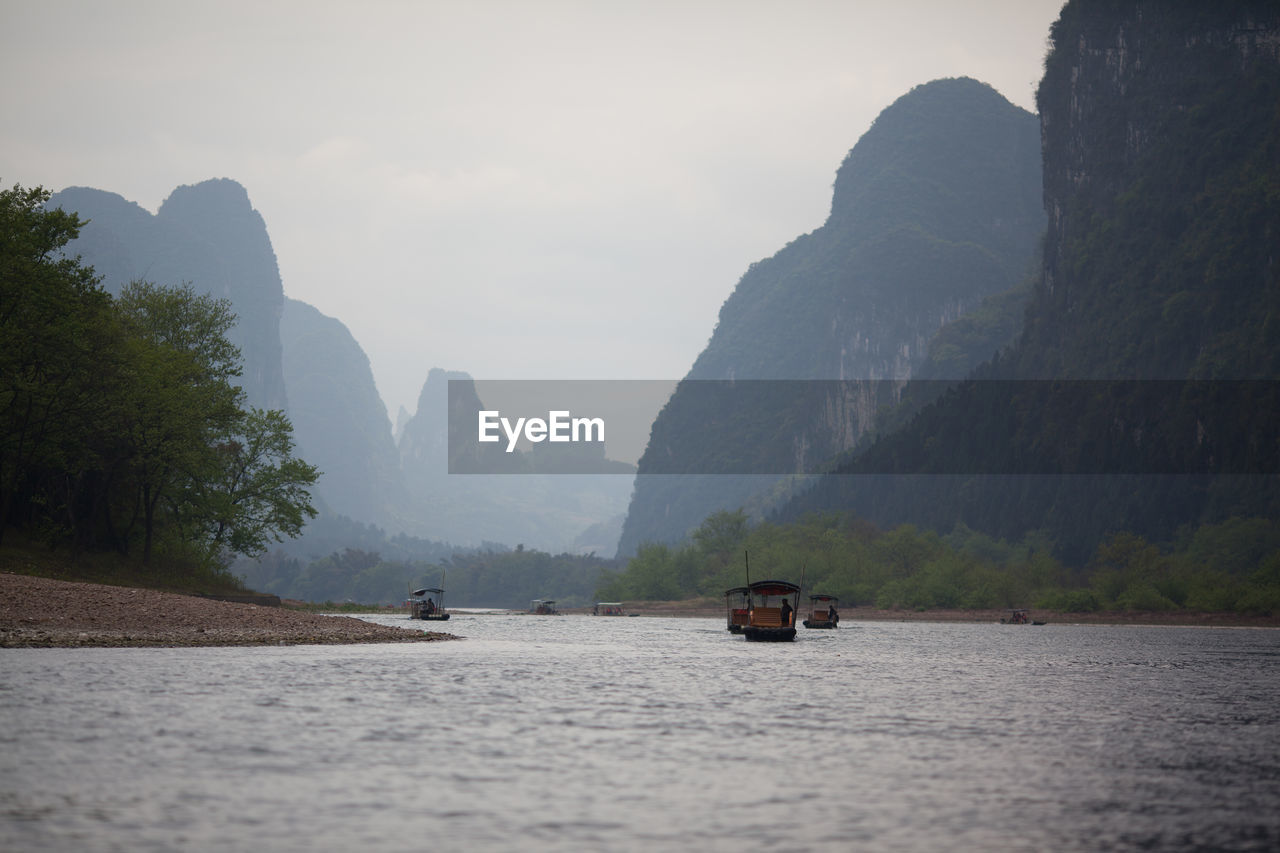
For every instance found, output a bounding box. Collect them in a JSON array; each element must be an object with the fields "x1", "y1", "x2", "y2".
[
  {"x1": 406, "y1": 586, "x2": 450, "y2": 621},
  {"x1": 802, "y1": 594, "x2": 840, "y2": 629},
  {"x1": 593, "y1": 602, "x2": 624, "y2": 616},
  {"x1": 742, "y1": 580, "x2": 801, "y2": 642},
  {"x1": 1001, "y1": 608, "x2": 1046, "y2": 625},
  {"x1": 724, "y1": 586, "x2": 751, "y2": 633},
  {"x1": 530, "y1": 599, "x2": 559, "y2": 615}
]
